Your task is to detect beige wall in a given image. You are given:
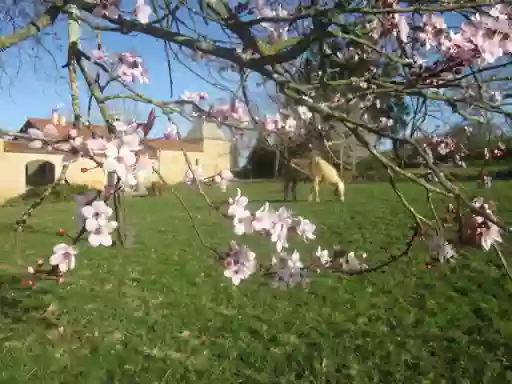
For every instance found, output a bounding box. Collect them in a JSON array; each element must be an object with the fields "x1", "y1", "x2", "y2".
[
  {"x1": 147, "y1": 139, "x2": 232, "y2": 184},
  {"x1": 0, "y1": 138, "x2": 232, "y2": 202}
]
